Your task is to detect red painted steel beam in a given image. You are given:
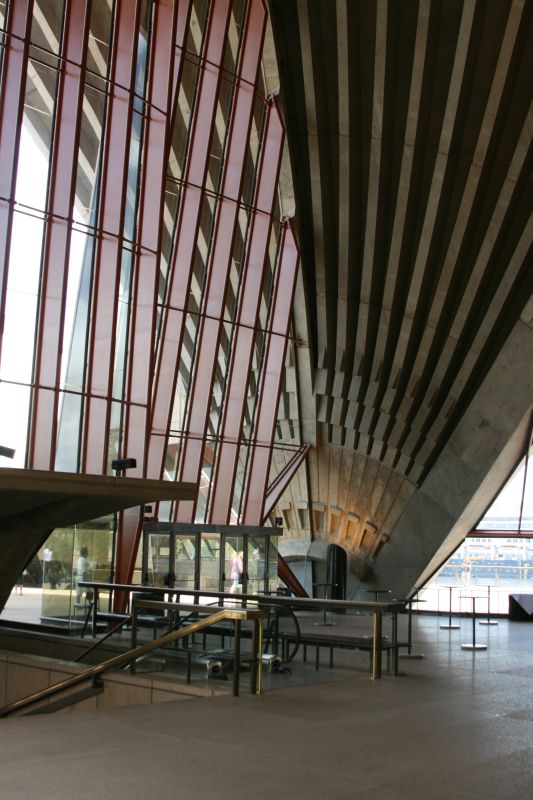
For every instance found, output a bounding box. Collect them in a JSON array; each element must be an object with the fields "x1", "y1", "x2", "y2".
[
  {"x1": 261, "y1": 443, "x2": 310, "y2": 524},
  {"x1": 208, "y1": 103, "x2": 284, "y2": 523},
  {"x1": 122, "y1": 0, "x2": 182, "y2": 478},
  {"x1": 0, "y1": 0, "x2": 34, "y2": 362},
  {"x1": 242, "y1": 220, "x2": 300, "y2": 524},
  {"x1": 170, "y1": 1, "x2": 193, "y2": 106},
  {"x1": 81, "y1": 0, "x2": 142, "y2": 475},
  {"x1": 116, "y1": 0, "x2": 231, "y2": 597},
  {"x1": 278, "y1": 553, "x2": 308, "y2": 598},
  {"x1": 28, "y1": 0, "x2": 92, "y2": 470},
  {"x1": 115, "y1": 0, "x2": 182, "y2": 586},
  {"x1": 146, "y1": 0, "x2": 233, "y2": 481},
  {"x1": 174, "y1": 0, "x2": 268, "y2": 523}
]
